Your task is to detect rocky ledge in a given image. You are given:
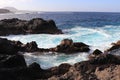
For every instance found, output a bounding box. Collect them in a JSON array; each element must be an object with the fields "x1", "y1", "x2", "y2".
[
  {"x1": 0, "y1": 38, "x2": 90, "y2": 55},
  {"x1": 0, "y1": 18, "x2": 63, "y2": 36},
  {"x1": 0, "y1": 38, "x2": 120, "y2": 80}
]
